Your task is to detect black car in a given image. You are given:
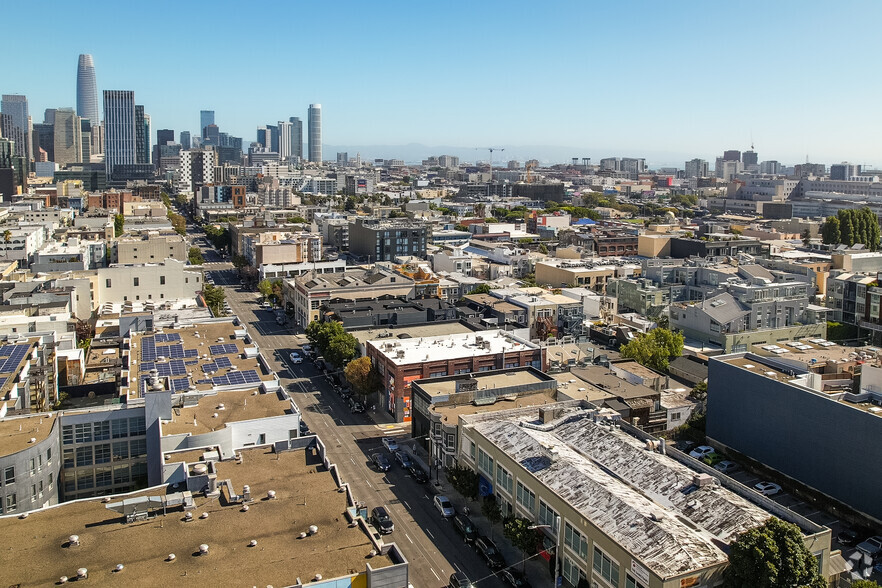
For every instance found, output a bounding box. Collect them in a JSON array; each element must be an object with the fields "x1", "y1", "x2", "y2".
[
  {"x1": 453, "y1": 513, "x2": 478, "y2": 543},
  {"x1": 474, "y1": 536, "x2": 505, "y2": 569},
  {"x1": 370, "y1": 506, "x2": 394, "y2": 534},
  {"x1": 500, "y1": 569, "x2": 531, "y2": 587},
  {"x1": 371, "y1": 453, "x2": 391, "y2": 472},
  {"x1": 448, "y1": 572, "x2": 474, "y2": 588},
  {"x1": 837, "y1": 529, "x2": 860, "y2": 546},
  {"x1": 407, "y1": 464, "x2": 428, "y2": 484}
]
